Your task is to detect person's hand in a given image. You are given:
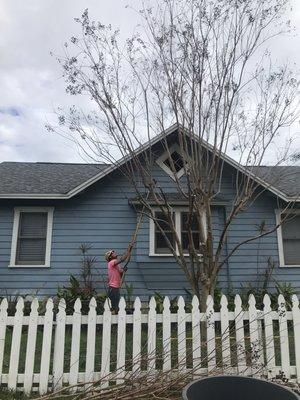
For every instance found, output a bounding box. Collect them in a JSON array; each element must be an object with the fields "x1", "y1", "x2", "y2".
[{"x1": 123, "y1": 266, "x2": 128, "y2": 273}]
